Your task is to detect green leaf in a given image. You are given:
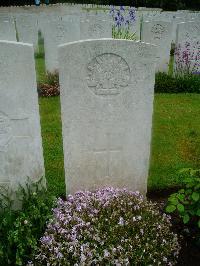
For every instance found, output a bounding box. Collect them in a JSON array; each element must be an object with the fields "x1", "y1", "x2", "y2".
[
  {"x1": 189, "y1": 209, "x2": 195, "y2": 215},
  {"x1": 195, "y1": 184, "x2": 200, "y2": 190},
  {"x1": 169, "y1": 197, "x2": 179, "y2": 205},
  {"x1": 192, "y1": 192, "x2": 199, "y2": 202},
  {"x1": 177, "y1": 194, "x2": 184, "y2": 201},
  {"x1": 177, "y1": 204, "x2": 185, "y2": 212},
  {"x1": 196, "y1": 209, "x2": 200, "y2": 216},
  {"x1": 183, "y1": 214, "x2": 190, "y2": 224},
  {"x1": 166, "y1": 205, "x2": 176, "y2": 213},
  {"x1": 198, "y1": 220, "x2": 200, "y2": 228}
]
